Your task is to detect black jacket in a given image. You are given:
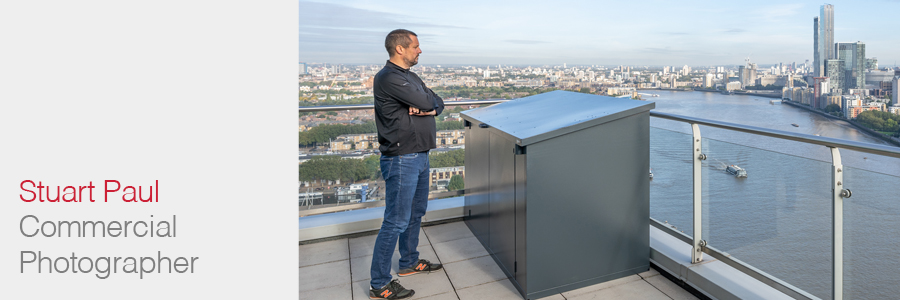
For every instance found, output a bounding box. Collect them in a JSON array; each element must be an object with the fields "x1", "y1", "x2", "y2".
[{"x1": 373, "y1": 61, "x2": 445, "y2": 156}]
